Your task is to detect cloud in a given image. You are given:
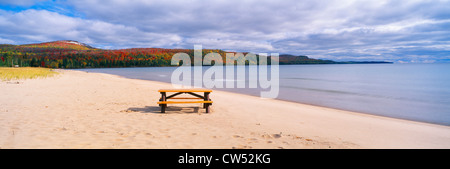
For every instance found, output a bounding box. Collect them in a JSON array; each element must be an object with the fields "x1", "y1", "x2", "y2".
[
  {"x1": 0, "y1": 9, "x2": 80, "y2": 42},
  {"x1": 0, "y1": 9, "x2": 182, "y2": 48},
  {"x1": 0, "y1": 0, "x2": 449, "y2": 62}
]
